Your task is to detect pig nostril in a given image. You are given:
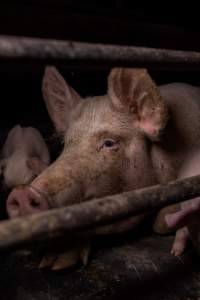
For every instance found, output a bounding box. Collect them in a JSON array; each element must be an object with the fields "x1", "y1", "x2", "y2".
[
  {"x1": 30, "y1": 198, "x2": 40, "y2": 208},
  {"x1": 11, "y1": 198, "x2": 20, "y2": 209}
]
